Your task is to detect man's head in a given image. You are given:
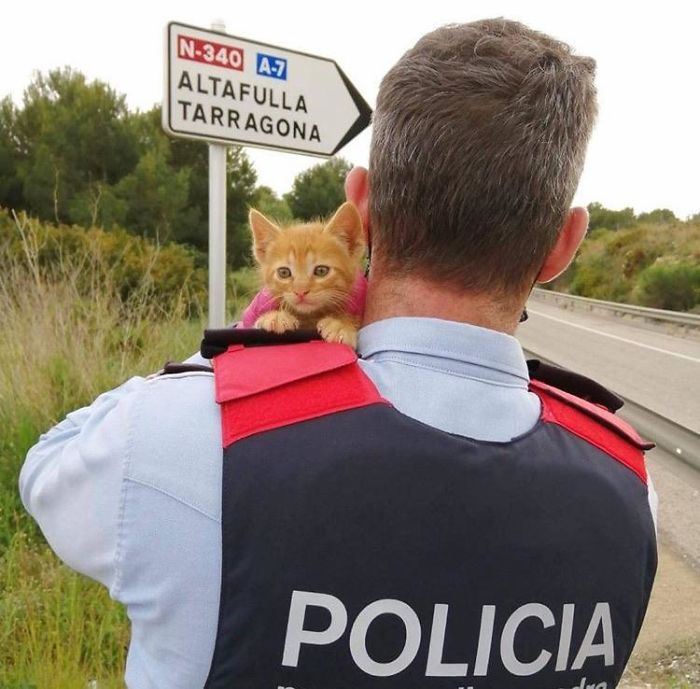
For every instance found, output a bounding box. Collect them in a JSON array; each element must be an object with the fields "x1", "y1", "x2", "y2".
[{"x1": 351, "y1": 18, "x2": 597, "y2": 308}]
